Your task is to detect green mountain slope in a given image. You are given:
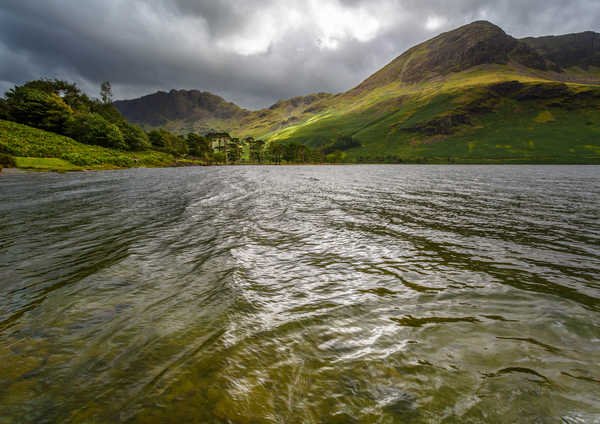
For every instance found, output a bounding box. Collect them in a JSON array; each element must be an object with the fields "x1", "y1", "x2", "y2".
[{"x1": 115, "y1": 21, "x2": 600, "y2": 163}]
